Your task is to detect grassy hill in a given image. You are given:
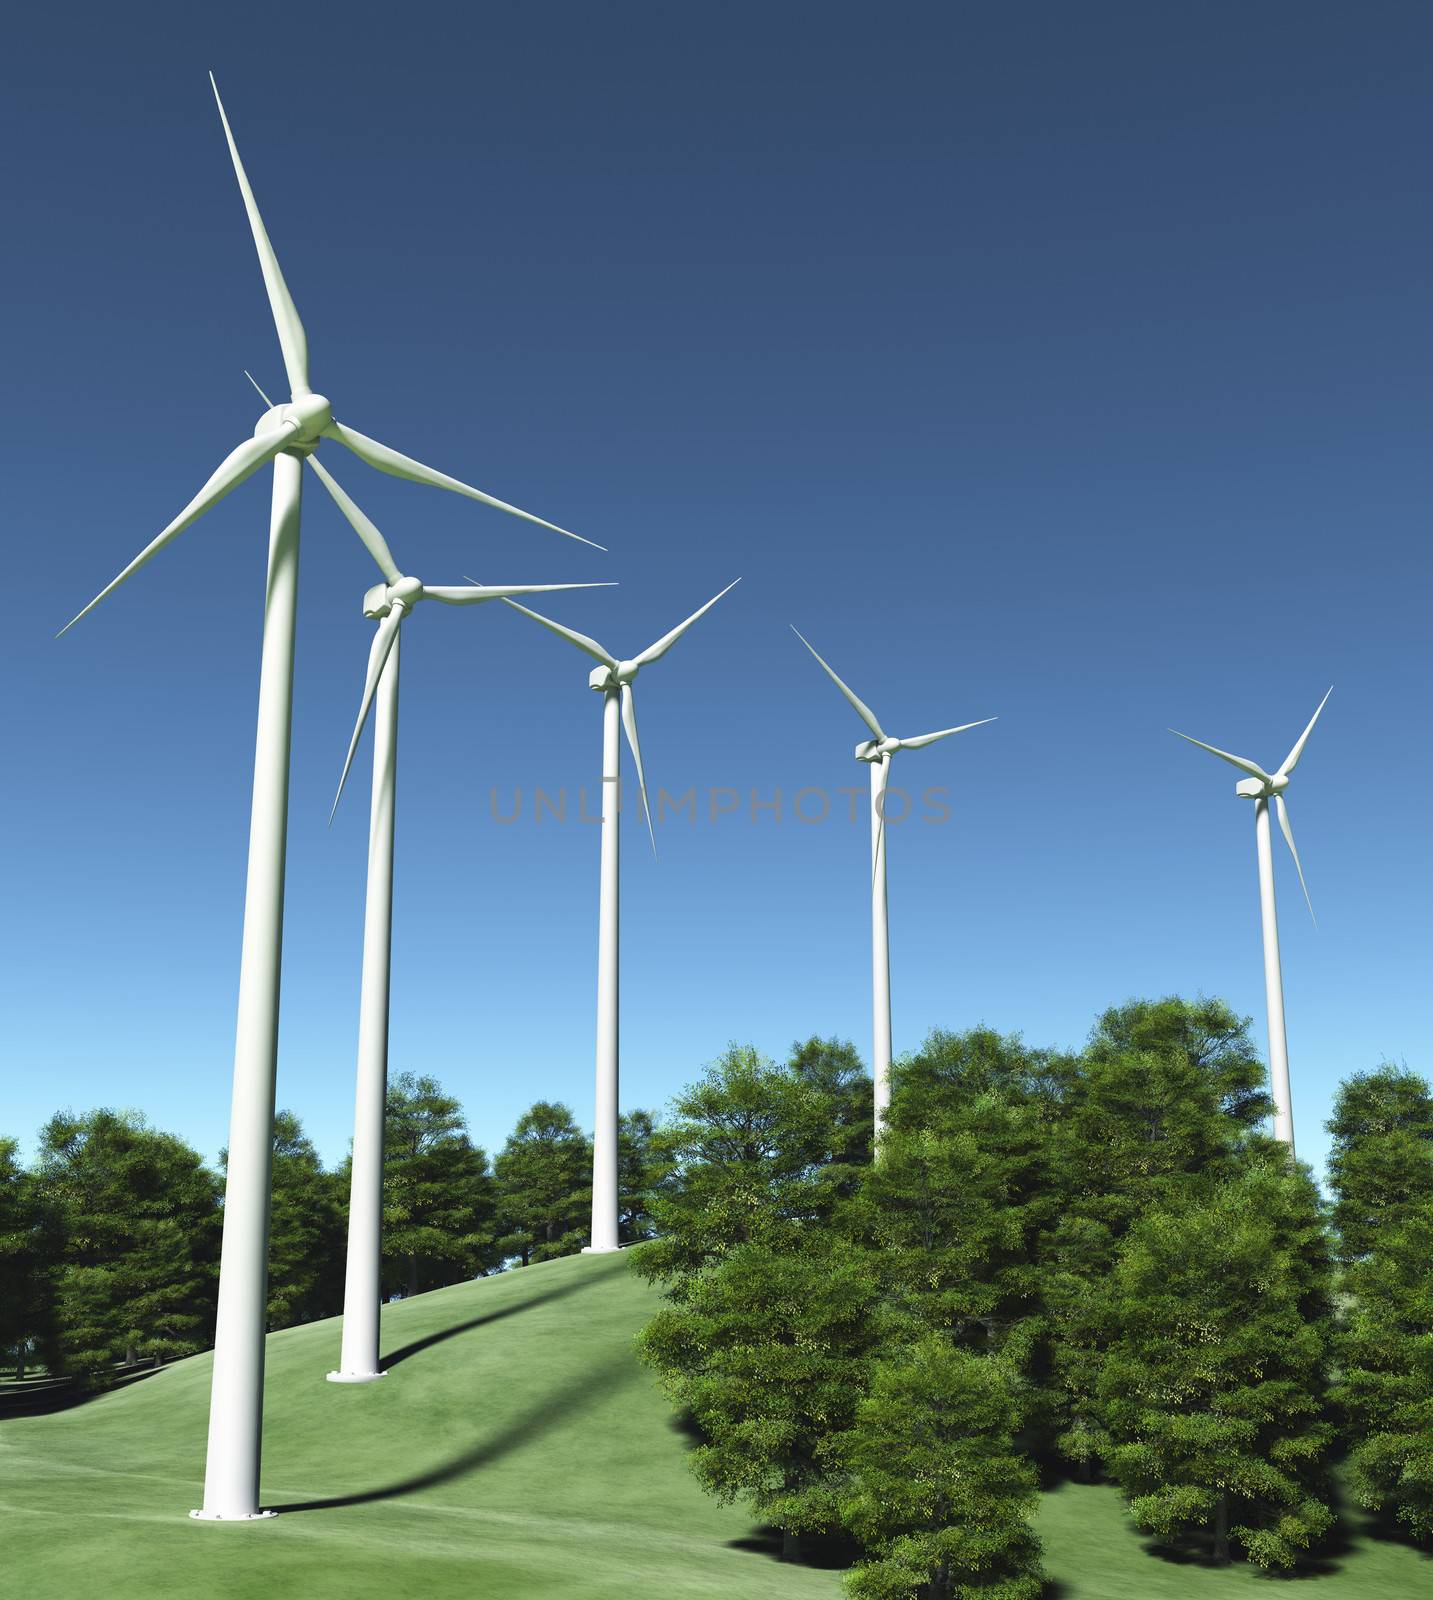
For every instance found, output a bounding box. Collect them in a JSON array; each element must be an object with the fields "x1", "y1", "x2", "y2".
[{"x1": 3, "y1": 1251, "x2": 1427, "y2": 1599}]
